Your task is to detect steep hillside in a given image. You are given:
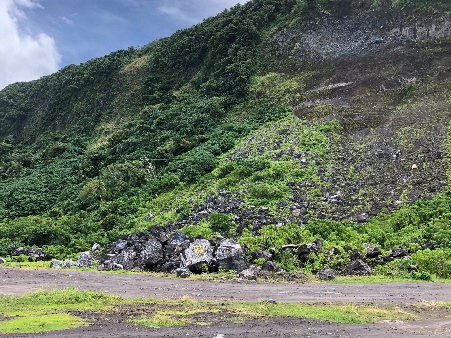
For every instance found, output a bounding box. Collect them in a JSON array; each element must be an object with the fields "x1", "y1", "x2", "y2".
[{"x1": 0, "y1": 0, "x2": 450, "y2": 278}]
